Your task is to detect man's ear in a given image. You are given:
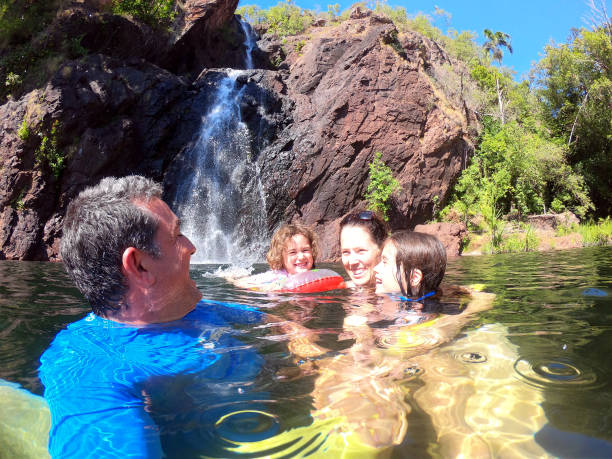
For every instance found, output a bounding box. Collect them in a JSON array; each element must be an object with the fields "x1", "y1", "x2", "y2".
[
  {"x1": 122, "y1": 247, "x2": 155, "y2": 287},
  {"x1": 410, "y1": 268, "x2": 423, "y2": 288}
]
